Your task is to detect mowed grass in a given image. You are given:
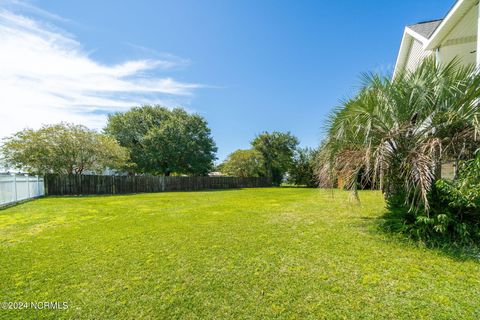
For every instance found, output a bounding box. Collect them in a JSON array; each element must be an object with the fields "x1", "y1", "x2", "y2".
[{"x1": 1, "y1": 188, "x2": 480, "y2": 319}]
